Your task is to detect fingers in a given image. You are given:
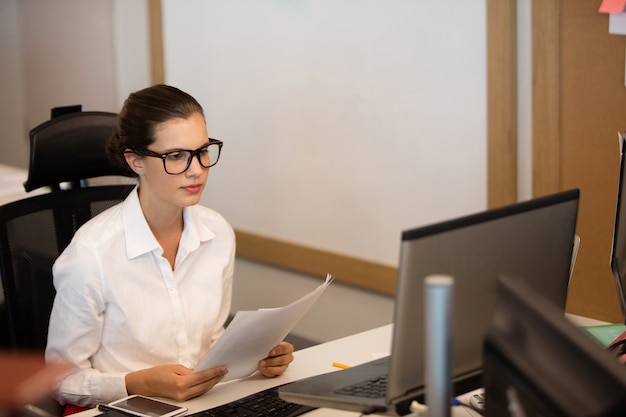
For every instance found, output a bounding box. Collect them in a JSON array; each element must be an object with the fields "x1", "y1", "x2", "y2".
[
  {"x1": 177, "y1": 367, "x2": 228, "y2": 401},
  {"x1": 191, "y1": 366, "x2": 229, "y2": 387},
  {"x1": 269, "y1": 342, "x2": 294, "y2": 357},
  {"x1": 126, "y1": 365, "x2": 228, "y2": 402},
  {"x1": 258, "y1": 342, "x2": 294, "y2": 377}
]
